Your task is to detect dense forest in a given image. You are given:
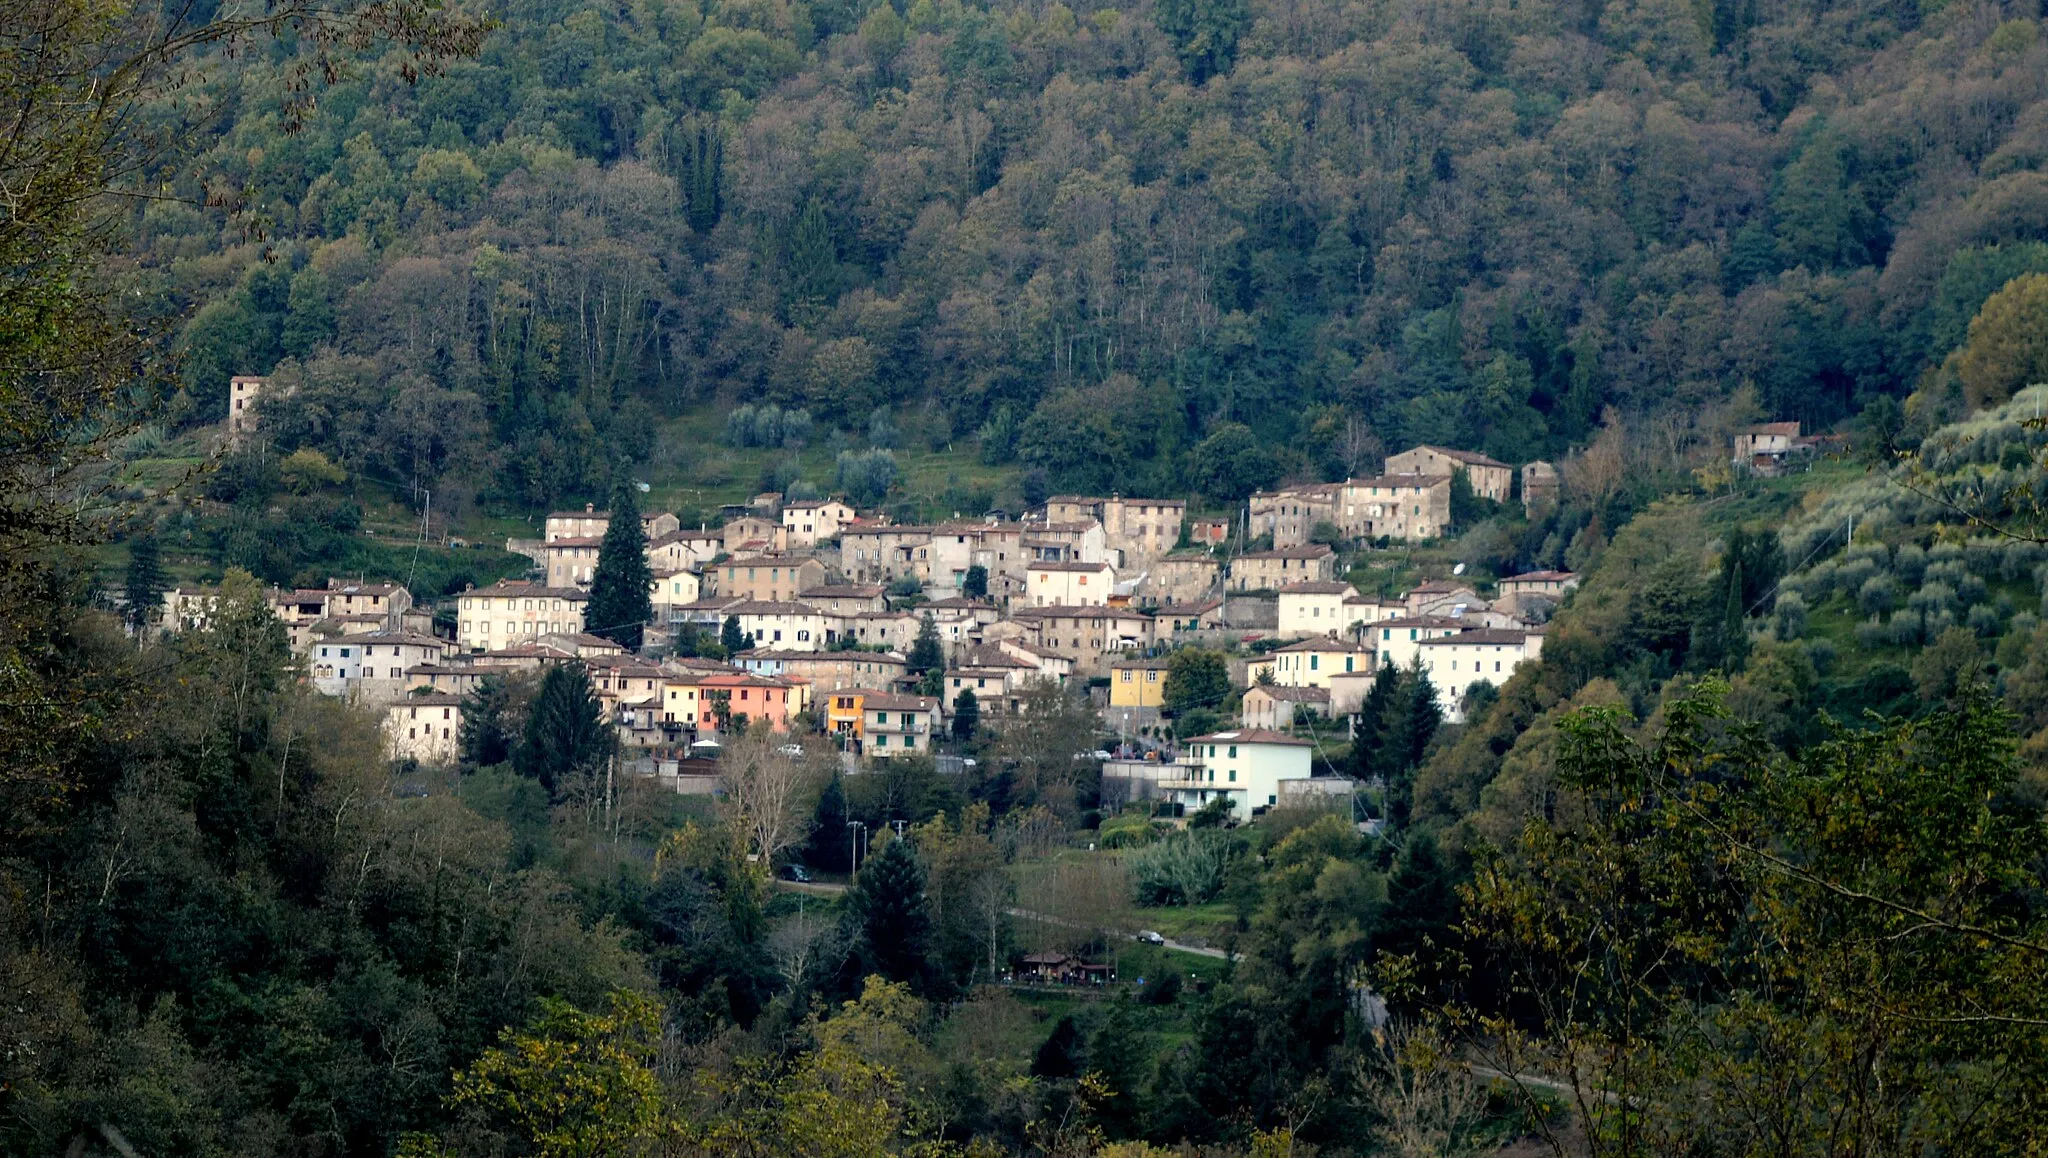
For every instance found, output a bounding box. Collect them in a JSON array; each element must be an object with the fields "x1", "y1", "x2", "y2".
[{"x1": 152, "y1": 0, "x2": 2048, "y2": 511}]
